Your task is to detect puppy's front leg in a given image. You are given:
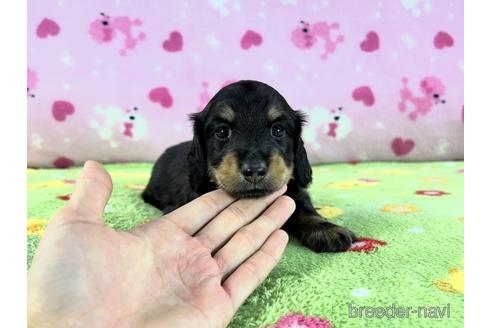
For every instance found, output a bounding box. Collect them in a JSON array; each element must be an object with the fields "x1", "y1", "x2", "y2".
[{"x1": 283, "y1": 188, "x2": 356, "y2": 253}]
